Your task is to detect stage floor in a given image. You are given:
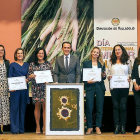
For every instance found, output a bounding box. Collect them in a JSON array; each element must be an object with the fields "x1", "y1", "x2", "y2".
[{"x1": 1, "y1": 132, "x2": 140, "y2": 140}]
